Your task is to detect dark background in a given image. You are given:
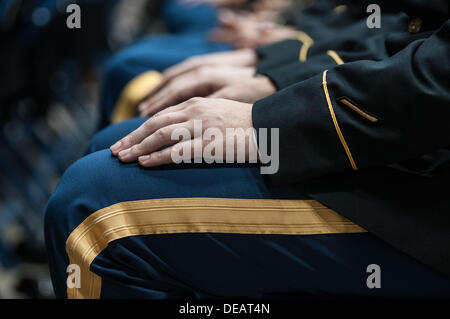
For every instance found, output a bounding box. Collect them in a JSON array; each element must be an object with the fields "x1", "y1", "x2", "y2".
[{"x1": 0, "y1": 0, "x2": 163, "y2": 298}]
